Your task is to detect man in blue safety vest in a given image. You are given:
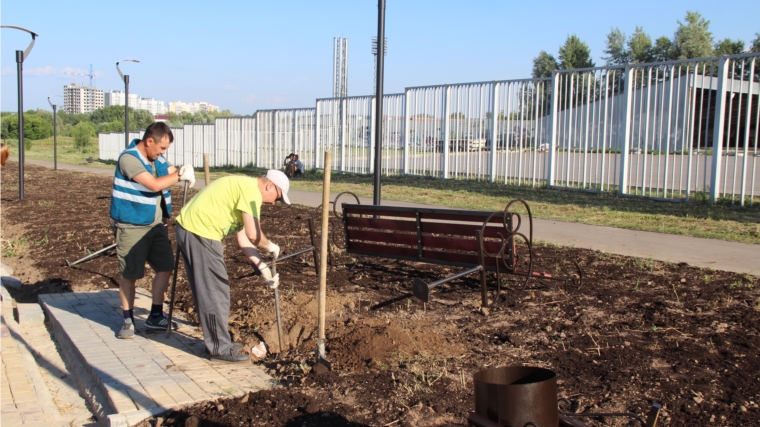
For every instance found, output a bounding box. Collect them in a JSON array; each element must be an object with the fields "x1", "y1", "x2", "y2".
[{"x1": 110, "y1": 122, "x2": 195, "y2": 339}]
